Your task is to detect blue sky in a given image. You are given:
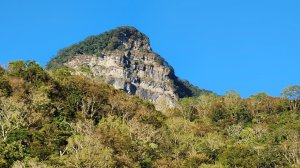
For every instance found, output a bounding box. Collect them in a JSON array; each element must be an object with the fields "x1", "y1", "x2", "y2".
[{"x1": 0, "y1": 0, "x2": 299, "y2": 97}]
